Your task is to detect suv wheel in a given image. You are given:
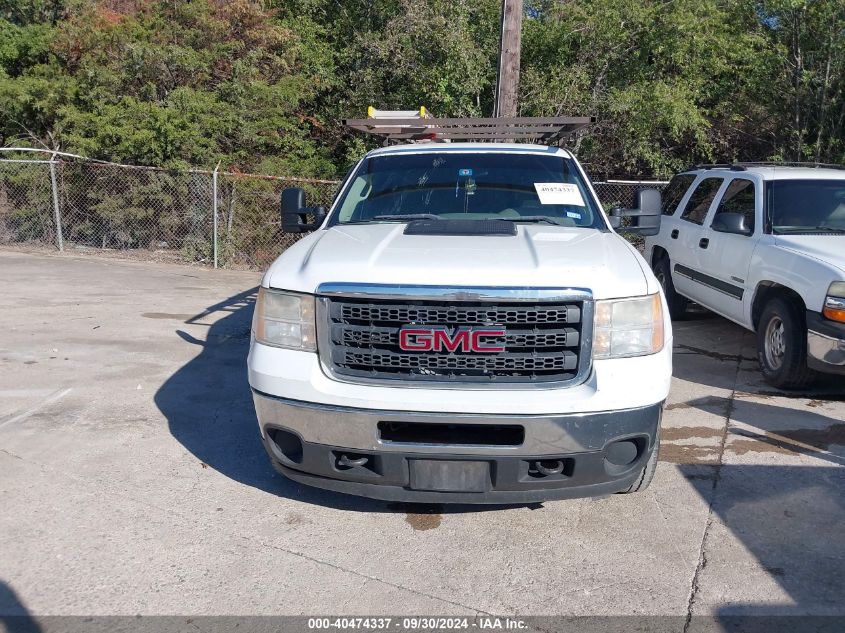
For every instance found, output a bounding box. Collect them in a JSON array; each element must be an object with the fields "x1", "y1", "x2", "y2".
[
  {"x1": 757, "y1": 297, "x2": 817, "y2": 389},
  {"x1": 653, "y1": 256, "x2": 687, "y2": 319}
]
